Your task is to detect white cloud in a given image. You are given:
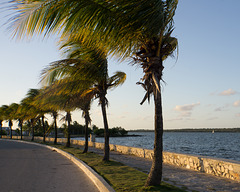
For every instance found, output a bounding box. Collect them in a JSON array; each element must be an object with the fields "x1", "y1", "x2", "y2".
[
  {"x1": 174, "y1": 102, "x2": 200, "y2": 118},
  {"x1": 219, "y1": 88, "x2": 237, "y2": 96},
  {"x1": 233, "y1": 100, "x2": 240, "y2": 107},
  {"x1": 174, "y1": 102, "x2": 200, "y2": 112}
]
